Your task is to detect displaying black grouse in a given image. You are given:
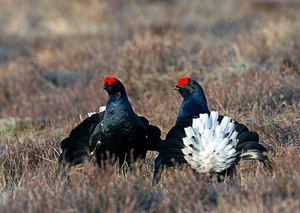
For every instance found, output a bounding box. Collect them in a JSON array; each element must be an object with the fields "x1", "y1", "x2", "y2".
[
  {"x1": 152, "y1": 76, "x2": 274, "y2": 185},
  {"x1": 58, "y1": 76, "x2": 161, "y2": 169}
]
